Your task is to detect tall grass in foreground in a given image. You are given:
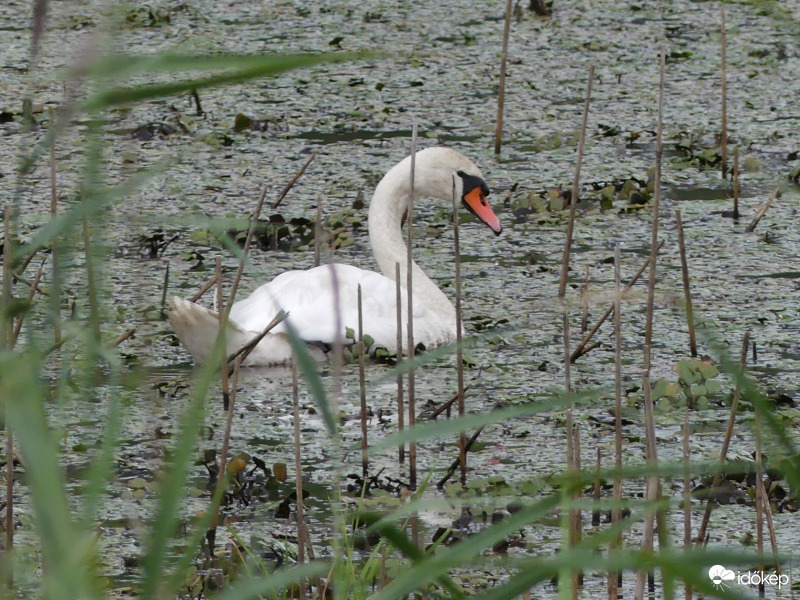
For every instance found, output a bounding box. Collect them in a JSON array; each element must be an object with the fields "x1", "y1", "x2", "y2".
[{"x1": 1, "y1": 12, "x2": 798, "y2": 600}]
